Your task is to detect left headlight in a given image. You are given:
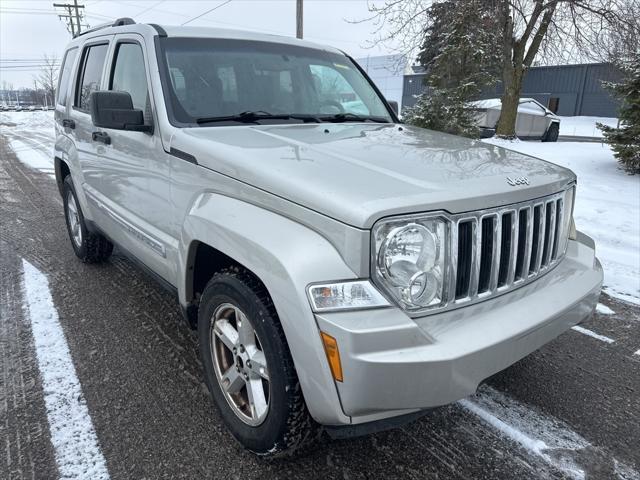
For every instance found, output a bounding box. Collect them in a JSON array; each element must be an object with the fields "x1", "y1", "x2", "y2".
[{"x1": 372, "y1": 215, "x2": 449, "y2": 310}]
